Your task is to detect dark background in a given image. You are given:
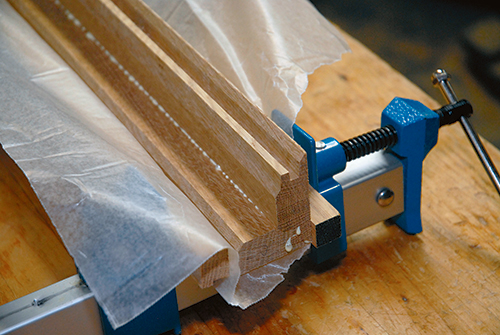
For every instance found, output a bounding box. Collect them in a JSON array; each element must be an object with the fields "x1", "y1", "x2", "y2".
[{"x1": 311, "y1": 0, "x2": 500, "y2": 148}]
